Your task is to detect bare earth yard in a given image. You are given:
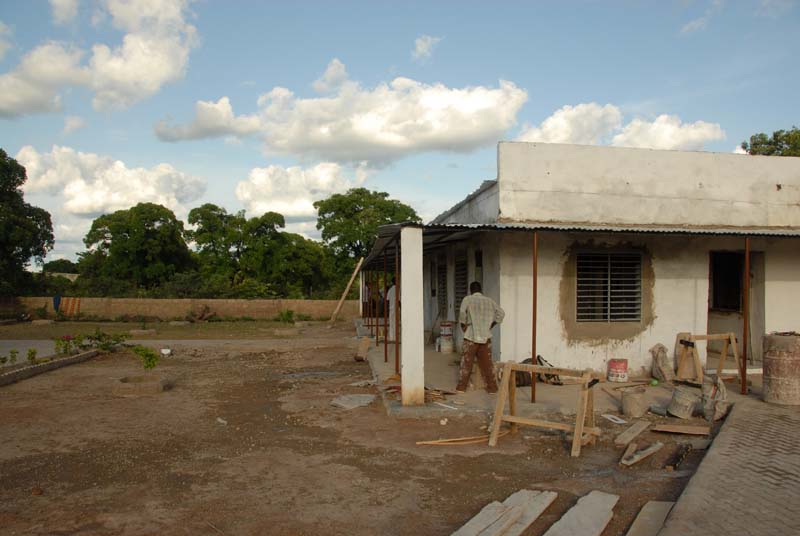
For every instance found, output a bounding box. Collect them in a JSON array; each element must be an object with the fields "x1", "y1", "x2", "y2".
[{"x1": 0, "y1": 322, "x2": 702, "y2": 535}]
